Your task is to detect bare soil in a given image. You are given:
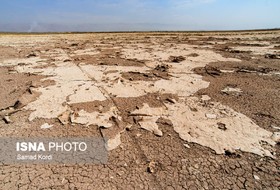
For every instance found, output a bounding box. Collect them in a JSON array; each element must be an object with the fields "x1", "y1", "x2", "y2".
[{"x1": 0, "y1": 30, "x2": 280, "y2": 189}]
